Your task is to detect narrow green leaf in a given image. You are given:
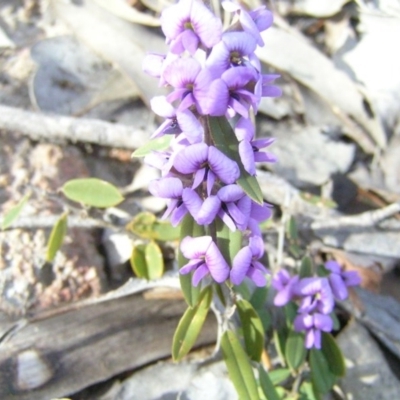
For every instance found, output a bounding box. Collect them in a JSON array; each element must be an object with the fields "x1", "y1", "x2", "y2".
[
  {"x1": 299, "y1": 256, "x2": 313, "y2": 278},
  {"x1": 1, "y1": 192, "x2": 31, "y2": 230},
  {"x1": 172, "y1": 287, "x2": 212, "y2": 361},
  {"x1": 258, "y1": 366, "x2": 281, "y2": 400},
  {"x1": 208, "y1": 116, "x2": 264, "y2": 204},
  {"x1": 309, "y1": 348, "x2": 337, "y2": 394},
  {"x1": 145, "y1": 240, "x2": 164, "y2": 279},
  {"x1": 178, "y1": 215, "x2": 204, "y2": 307},
  {"x1": 221, "y1": 330, "x2": 259, "y2": 400},
  {"x1": 273, "y1": 328, "x2": 287, "y2": 366},
  {"x1": 285, "y1": 330, "x2": 307, "y2": 371},
  {"x1": 321, "y1": 332, "x2": 346, "y2": 377},
  {"x1": 46, "y1": 213, "x2": 68, "y2": 262},
  {"x1": 61, "y1": 178, "x2": 124, "y2": 208},
  {"x1": 236, "y1": 299, "x2": 265, "y2": 362},
  {"x1": 286, "y1": 216, "x2": 298, "y2": 241},
  {"x1": 284, "y1": 302, "x2": 298, "y2": 325},
  {"x1": 130, "y1": 243, "x2": 148, "y2": 279},
  {"x1": 151, "y1": 221, "x2": 180, "y2": 241},
  {"x1": 131, "y1": 135, "x2": 173, "y2": 158},
  {"x1": 216, "y1": 218, "x2": 242, "y2": 265},
  {"x1": 268, "y1": 368, "x2": 291, "y2": 386},
  {"x1": 330, "y1": 311, "x2": 340, "y2": 331}
]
